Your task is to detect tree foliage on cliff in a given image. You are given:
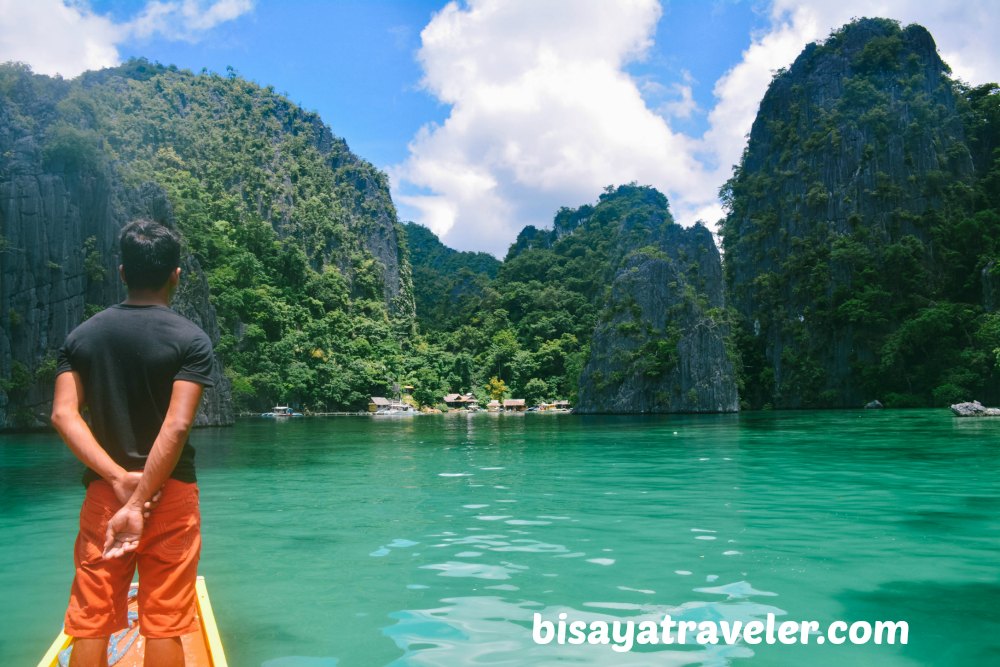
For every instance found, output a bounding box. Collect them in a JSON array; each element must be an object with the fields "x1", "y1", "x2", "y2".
[
  {"x1": 403, "y1": 222, "x2": 500, "y2": 333},
  {"x1": 407, "y1": 184, "x2": 730, "y2": 408},
  {"x1": 1, "y1": 59, "x2": 426, "y2": 411},
  {"x1": 3, "y1": 61, "x2": 715, "y2": 414},
  {"x1": 721, "y1": 18, "x2": 1000, "y2": 408}
]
